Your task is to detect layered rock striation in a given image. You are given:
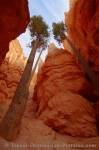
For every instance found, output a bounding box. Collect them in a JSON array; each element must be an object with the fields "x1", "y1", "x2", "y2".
[
  {"x1": 33, "y1": 0, "x2": 99, "y2": 136},
  {"x1": 39, "y1": 92, "x2": 97, "y2": 137},
  {"x1": 0, "y1": 39, "x2": 27, "y2": 120},
  {"x1": 33, "y1": 48, "x2": 97, "y2": 137}
]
